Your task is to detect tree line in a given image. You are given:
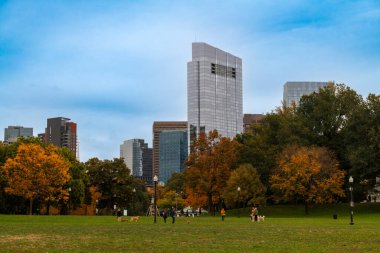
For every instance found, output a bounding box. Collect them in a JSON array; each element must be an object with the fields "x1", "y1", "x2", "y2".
[
  {"x1": 0, "y1": 138, "x2": 149, "y2": 215},
  {"x1": 160, "y1": 83, "x2": 379, "y2": 214}
]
